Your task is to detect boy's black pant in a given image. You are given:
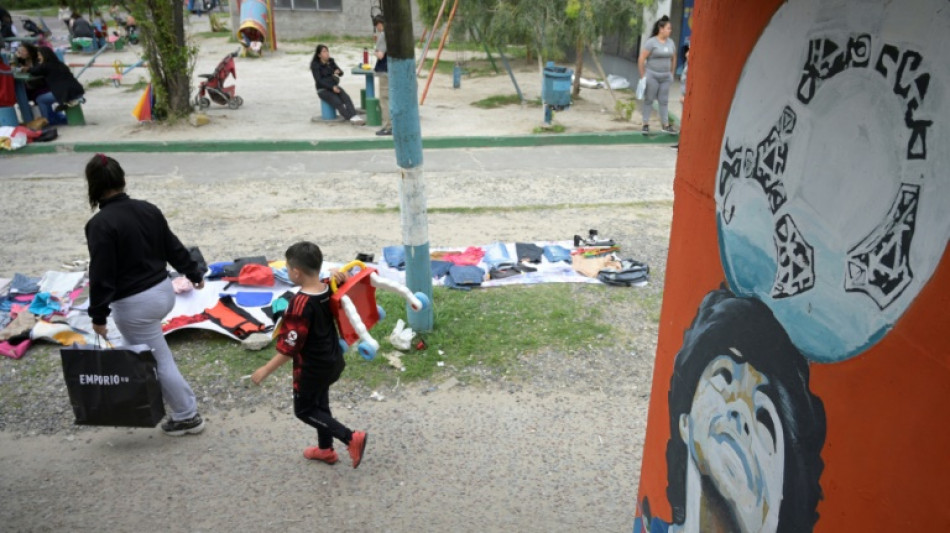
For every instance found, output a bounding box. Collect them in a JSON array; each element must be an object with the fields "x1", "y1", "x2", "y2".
[
  {"x1": 317, "y1": 89, "x2": 357, "y2": 120},
  {"x1": 294, "y1": 359, "x2": 353, "y2": 449}
]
